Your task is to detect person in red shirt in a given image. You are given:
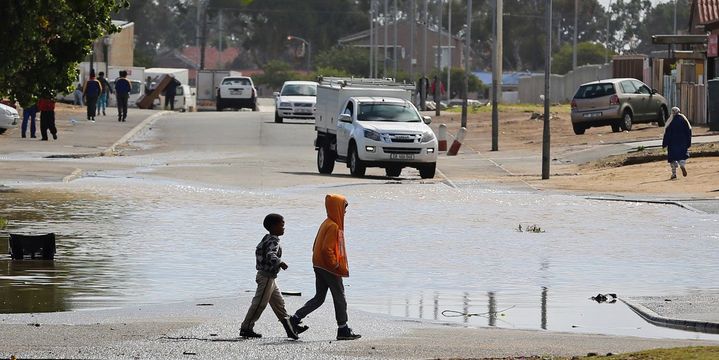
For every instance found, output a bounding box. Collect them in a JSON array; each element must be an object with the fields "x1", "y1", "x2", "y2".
[{"x1": 37, "y1": 97, "x2": 57, "y2": 141}]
